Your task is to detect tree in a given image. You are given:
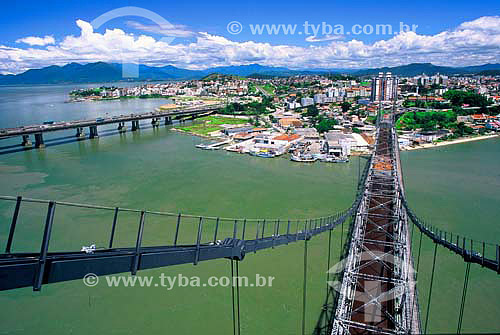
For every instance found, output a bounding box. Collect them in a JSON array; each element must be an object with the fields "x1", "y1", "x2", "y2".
[
  {"x1": 341, "y1": 102, "x2": 351, "y2": 114},
  {"x1": 443, "y1": 90, "x2": 491, "y2": 112},
  {"x1": 315, "y1": 118, "x2": 338, "y2": 133}
]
